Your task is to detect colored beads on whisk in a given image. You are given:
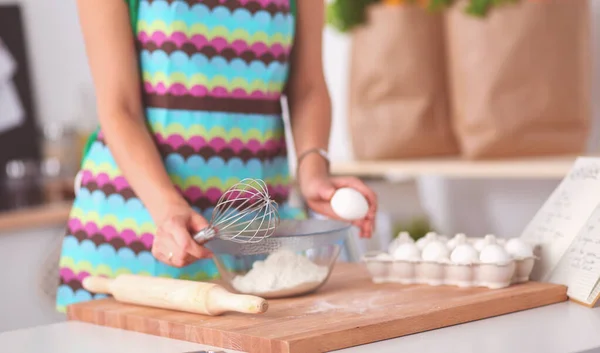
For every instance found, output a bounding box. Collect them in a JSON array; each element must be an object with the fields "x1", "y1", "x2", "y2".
[{"x1": 193, "y1": 178, "x2": 280, "y2": 244}]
